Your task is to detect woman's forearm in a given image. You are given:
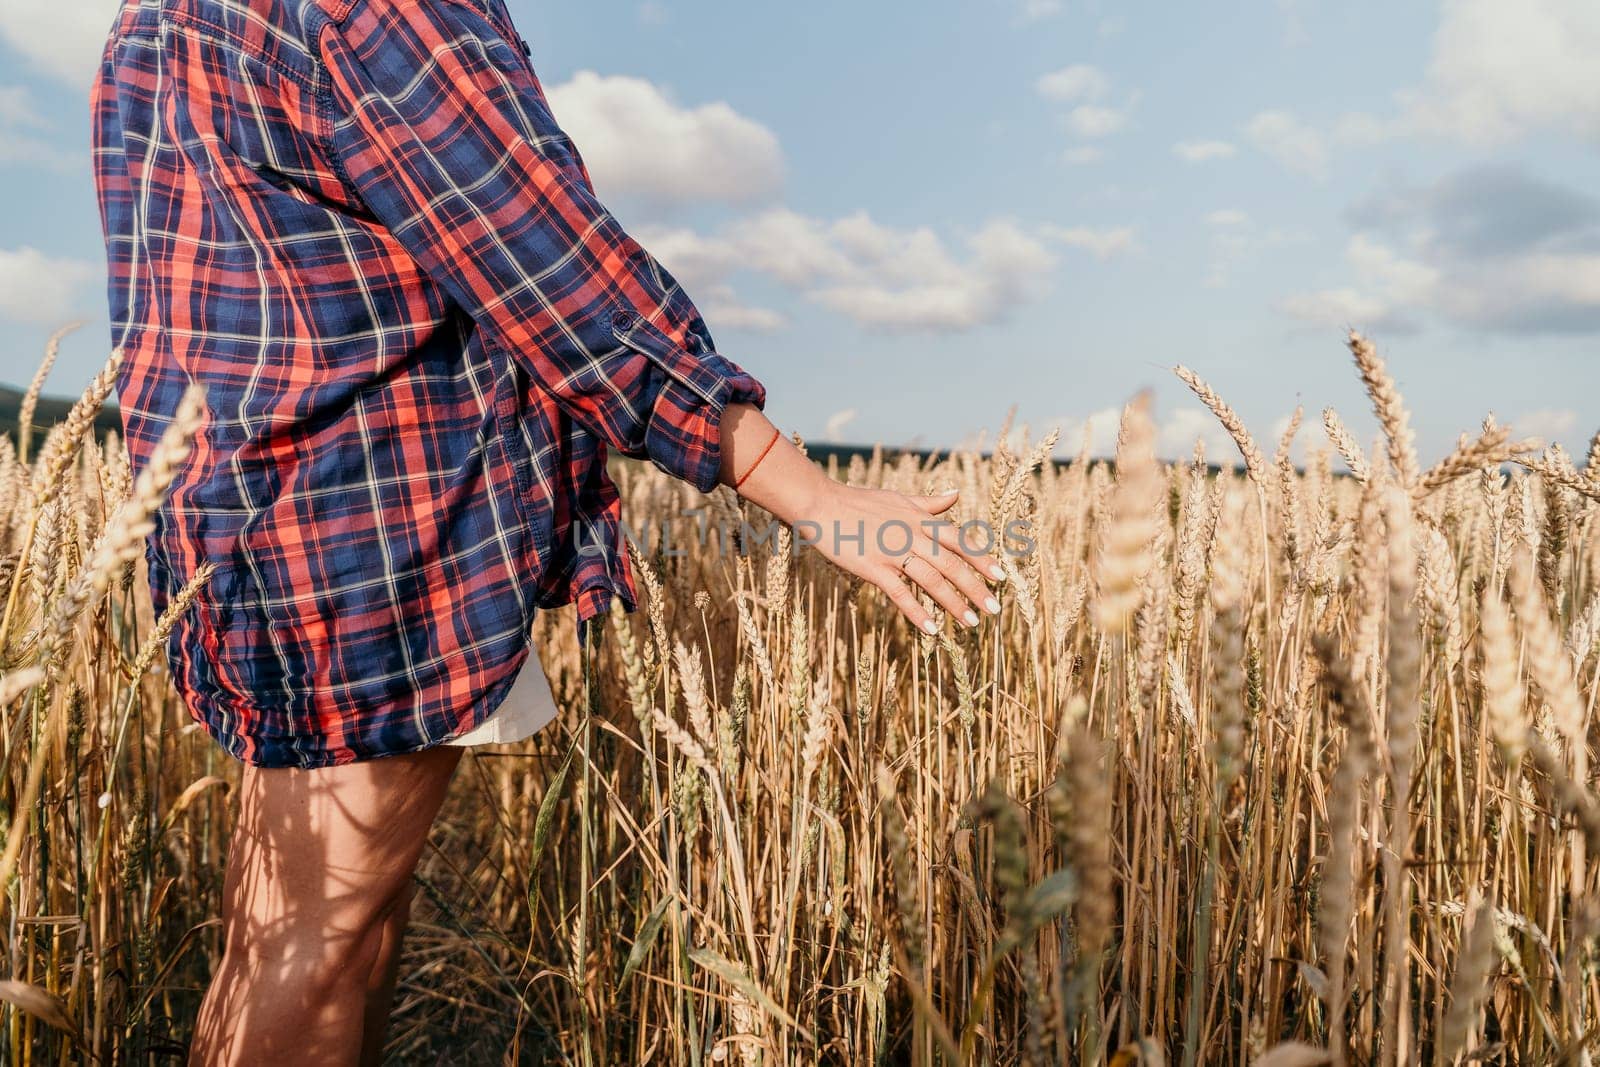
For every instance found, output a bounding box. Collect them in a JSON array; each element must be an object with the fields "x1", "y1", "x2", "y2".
[
  {"x1": 716, "y1": 402, "x2": 835, "y2": 522},
  {"x1": 713, "y1": 400, "x2": 1001, "y2": 634}
]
